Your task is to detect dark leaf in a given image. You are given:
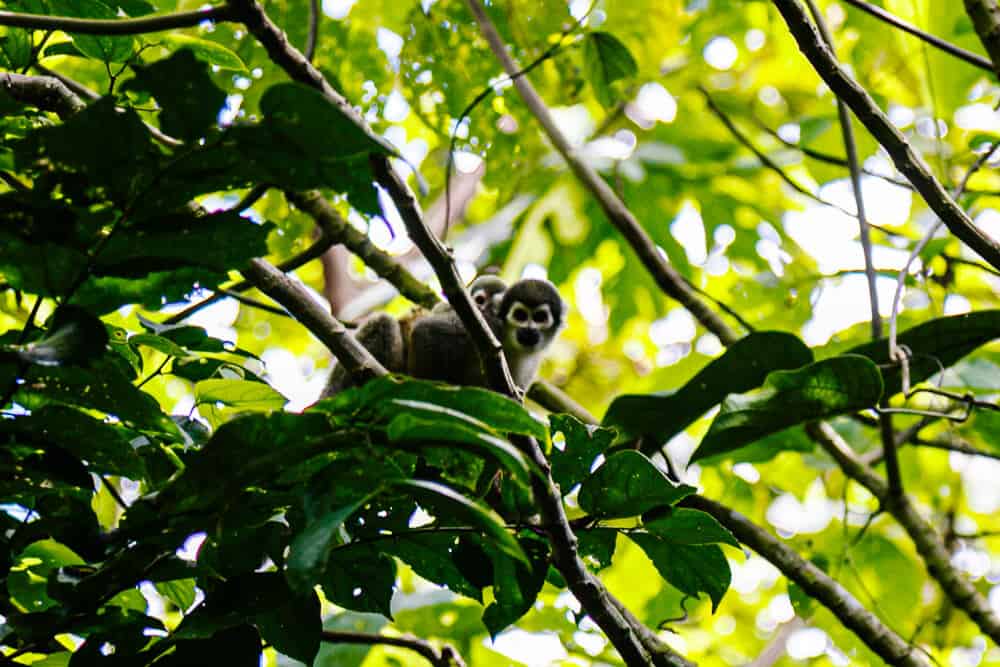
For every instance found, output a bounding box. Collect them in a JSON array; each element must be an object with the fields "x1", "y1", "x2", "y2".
[
  {"x1": 286, "y1": 497, "x2": 370, "y2": 593},
  {"x1": 578, "y1": 451, "x2": 695, "y2": 518},
  {"x1": 6, "y1": 306, "x2": 108, "y2": 367},
  {"x1": 628, "y1": 534, "x2": 731, "y2": 611},
  {"x1": 583, "y1": 31, "x2": 638, "y2": 107},
  {"x1": 692, "y1": 355, "x2": 884, "y2": 462},
  {"x1": 846, "y1": 310, "x2": 1000, "y2": 397},
  {"x1": 125, "y1": 49, "x2": 227, "y2": 142},
  {"x1": 483, "y1": 533, "x2": 550, "y2": 636},
  {"x1": 576, "y1": 527, "x2": 618, "y2": 572},
  {"x1": 549, "y1": 413, "x2": 615, "y2": 493},
  {"x1": 643, "y1": 508, "x2": 740, "y2": 548},
  {"x1": 604, "y1": 332, "x2": 813, "y2": 447},
  {"x1": 322, "y1": 543, "x2": 397, "y2": 617}
]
